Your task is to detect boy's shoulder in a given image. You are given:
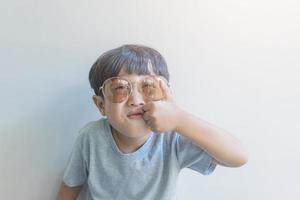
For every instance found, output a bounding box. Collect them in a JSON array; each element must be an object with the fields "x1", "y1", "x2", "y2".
[{"x1": 77, "y1": 118, "x2": 109, "y2": 140}]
